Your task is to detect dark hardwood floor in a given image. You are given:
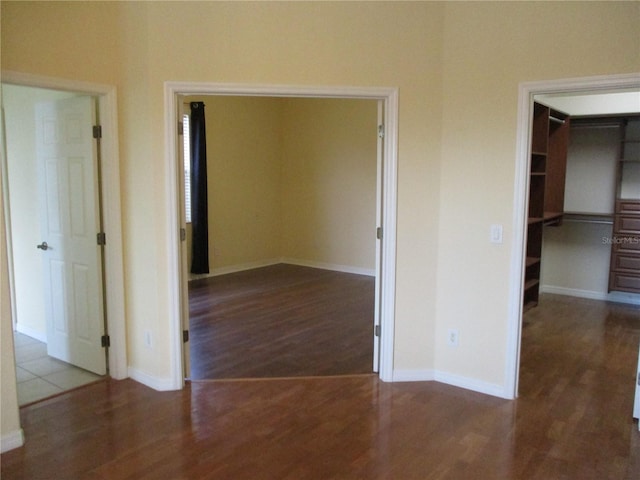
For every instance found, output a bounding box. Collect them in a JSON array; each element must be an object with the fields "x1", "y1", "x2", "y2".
[
  {"x1": 188, "y1": 264, "x2": 375, "y2": 379},
  {"x1": 2, "y1": 294, "x2": 639, "y2": 479}
]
